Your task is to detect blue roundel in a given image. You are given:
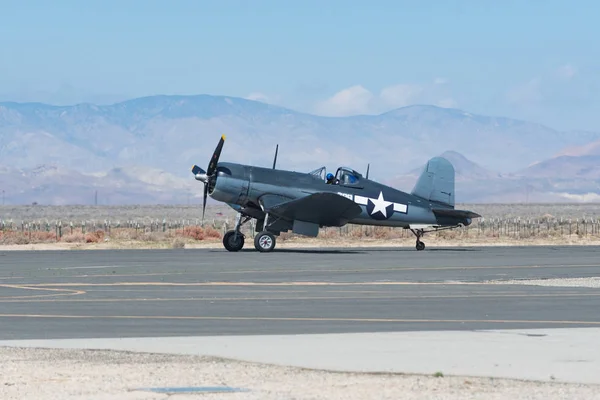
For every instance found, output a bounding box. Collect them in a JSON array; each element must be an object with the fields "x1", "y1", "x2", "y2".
[{"x1": 365, "y1": 191, "x2": 395, "y2": 220}]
